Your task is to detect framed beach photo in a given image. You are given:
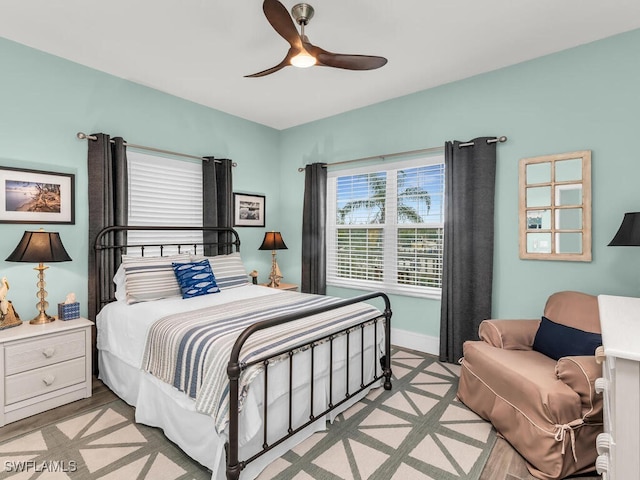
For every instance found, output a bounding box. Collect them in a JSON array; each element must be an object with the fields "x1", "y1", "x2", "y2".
[
  {"x1": 233, "y1": 193, "x2": 265, "y2": 227},
  {"x1": 0, "y1": 167, "x2": 75, "y2": 224}
]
